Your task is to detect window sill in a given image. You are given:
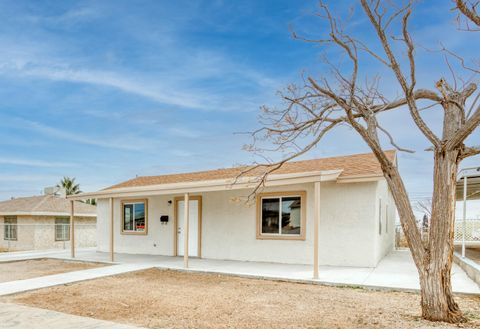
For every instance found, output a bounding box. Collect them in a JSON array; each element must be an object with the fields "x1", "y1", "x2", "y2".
[
  {"x1": 256, "y1": 234, "x2": 305, "y2": 241},
  {"x1": 121, "y1": 231, "x2": 147, "y2": 235}
]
